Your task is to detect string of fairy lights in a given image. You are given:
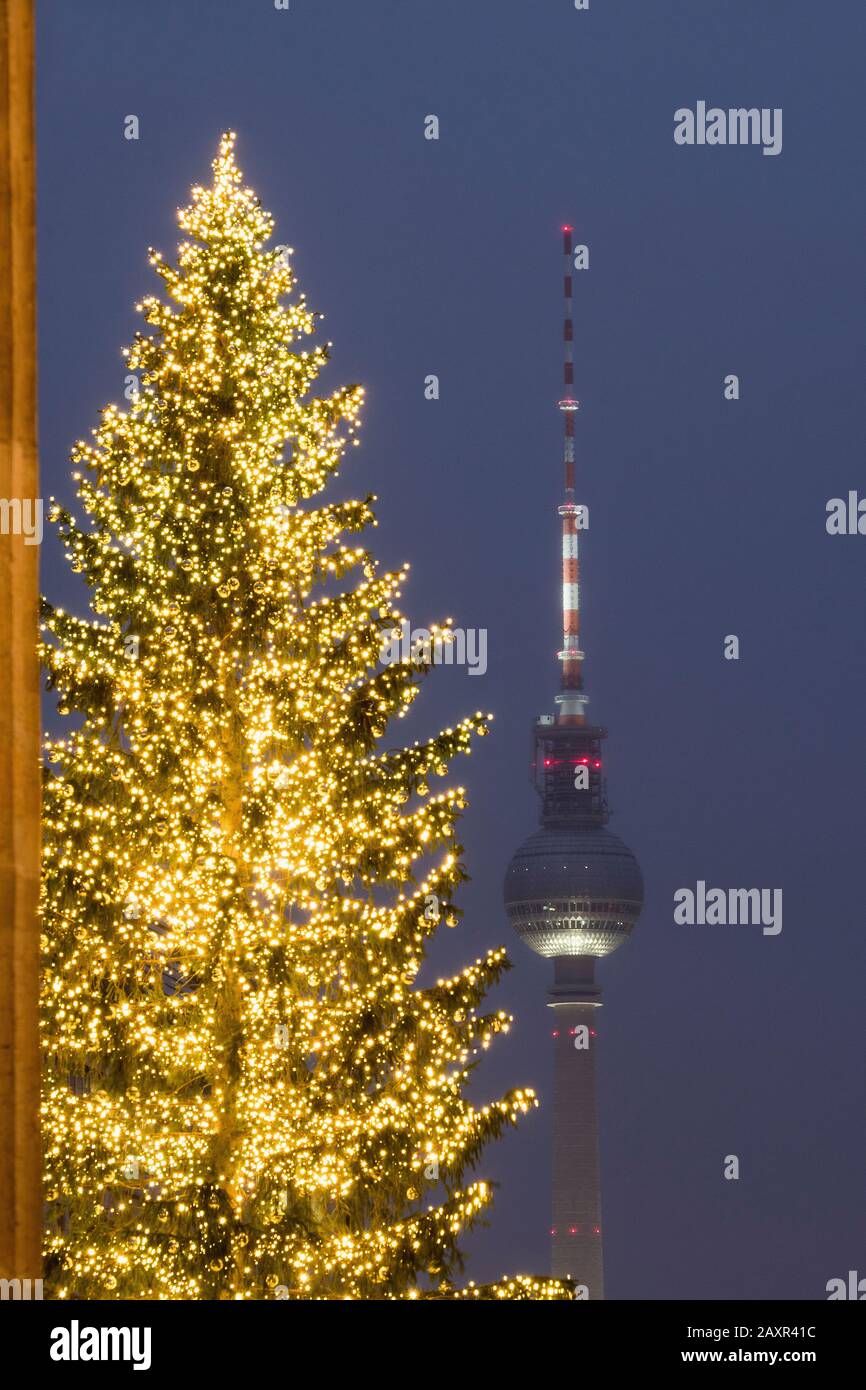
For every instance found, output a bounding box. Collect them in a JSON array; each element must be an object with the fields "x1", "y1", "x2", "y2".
[{"x1": 40, "y1": 133, "x2": 571, "y2": 1300}]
